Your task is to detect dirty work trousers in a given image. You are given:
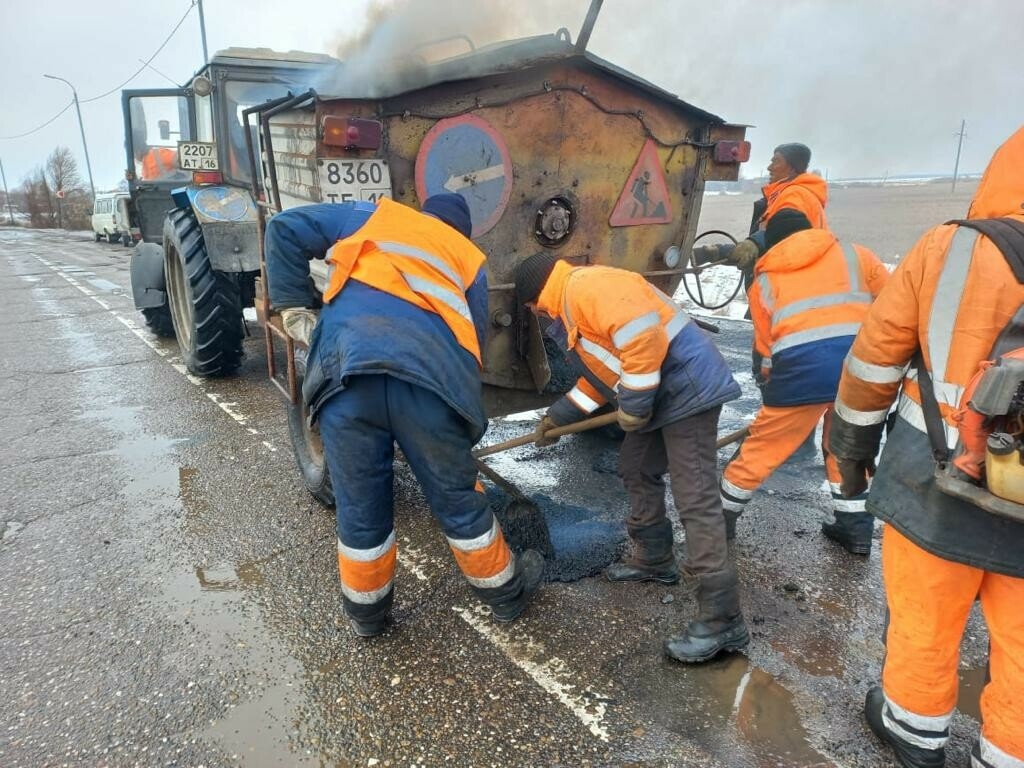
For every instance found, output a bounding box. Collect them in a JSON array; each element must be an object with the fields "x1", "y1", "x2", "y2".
[
  {"x1": 880, "y1": 526, "x2": 1024, "y2": 763},
  {"x1": 720, "y1": 403, "x2": 868, "y2": 518},
  {"x1": 617, "y1": 406, "x2": 727, "y2": 574},
  {"x1": 318, "y1": 374, "x2": 515, "y2": 624}
]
